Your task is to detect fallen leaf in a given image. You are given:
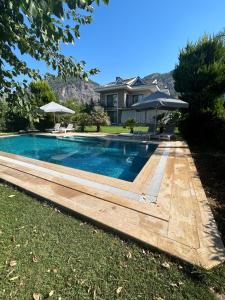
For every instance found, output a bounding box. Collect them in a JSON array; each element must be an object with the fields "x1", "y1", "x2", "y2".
[
  {"x1": 32, "y1": 256, "x2": 38, "y2": 263},
  {"x1": 49, "y1": 290, "x2": 54, "y2": 297},
  {"x1": 33, "y1": 293, "x2": 41, "y2": 300},
  {"x1": 93, "y1": 289, "x2": 97, "y2": 299},
  {"x1": 0, "y1": 230, "x2": 3, "y2": 235},
  {"x1": 126, "y1": 252, "x2": 132, "y2": 259},
  {"x1": 79, "y1": 222, "x2": 86, "y2": 226},
  {"x1": 53, "y1": 268, "x2": 58, "y2": 273},
  {"x1": 9, "y1": 276, "x2": 18, "y2": 281},
  {"x1": 161, "y1": 262, "x2": 170, "y2": 269},
  {"x1": 142, "y1": 249, "x2": 146, "y2": 254},
  {"x1": 11, "y1": 236, "x2": 16, "y2": 242},
  {"x1": 9, "y1": 260, "x2": 17, "y2": 267},
  {"x1": 8, "y1": 194, "x2": 15, "y2": 198},
  {"x1": 116, "y1": 287, "x2": 123, "y2": 294},
  {"x1": 170, "y1": 283, "x2": 178, "y2": 288}
]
